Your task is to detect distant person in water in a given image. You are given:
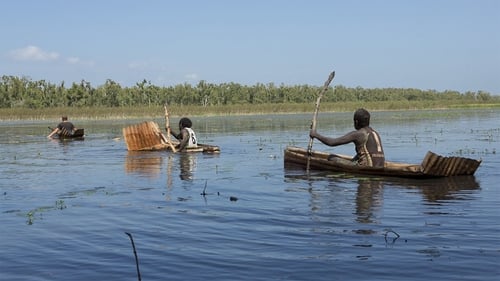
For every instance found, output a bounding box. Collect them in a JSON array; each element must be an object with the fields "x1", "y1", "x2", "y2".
[
  {"x1": 47, "y1": 115, "x2": 77, "y2": 138},
  {"x1": 168, "y1": 117, "x2": 198, "y2": 151},
  {"x1": 309, "y1": 108, "x2": 385, "y2": 167}
]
